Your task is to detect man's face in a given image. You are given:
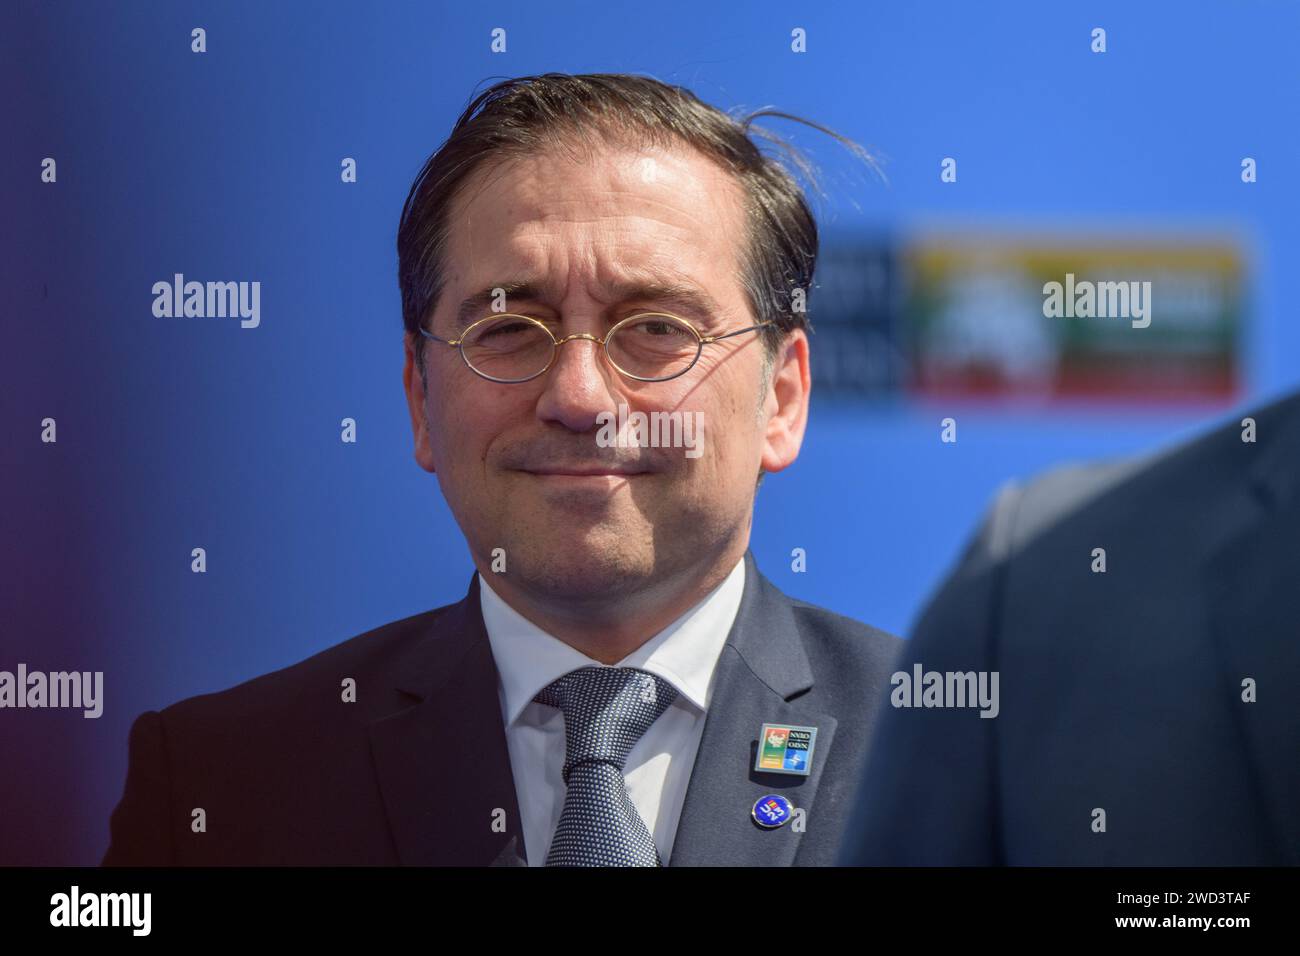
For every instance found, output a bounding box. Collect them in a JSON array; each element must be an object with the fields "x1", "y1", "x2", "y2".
[{"x1": 403, "y1": 138, "x2": 808, "y2": 602}]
